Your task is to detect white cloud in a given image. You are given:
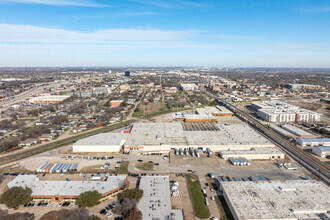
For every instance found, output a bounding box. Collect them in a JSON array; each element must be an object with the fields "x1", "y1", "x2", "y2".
[
  {"x1": 128, "y1": 0, "x2": 211, "y2": 9},
  {"x1": 0, "y1": 0, "x2": 108, "y2": 7},
  {"x1": 0, "y1": 23, "x2": 199, "y2": 43}
]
